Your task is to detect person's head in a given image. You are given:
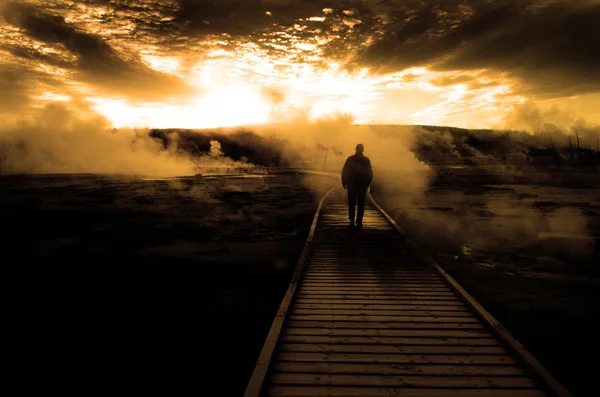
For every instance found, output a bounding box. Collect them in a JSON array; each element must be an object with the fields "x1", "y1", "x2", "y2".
[{"x1": 356, "y1": 143, "x2": 364, "y2": 154}]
